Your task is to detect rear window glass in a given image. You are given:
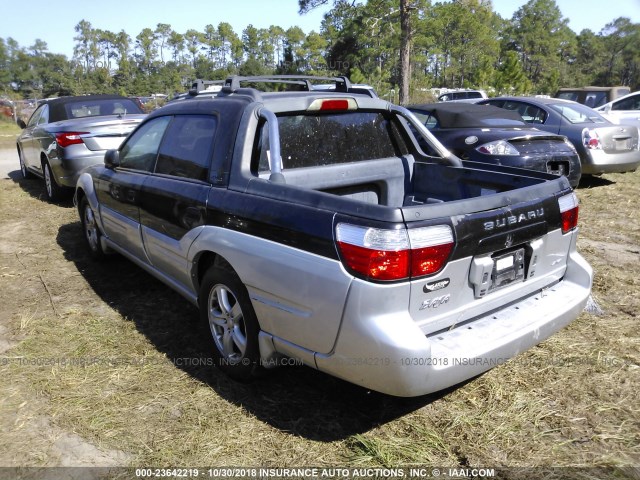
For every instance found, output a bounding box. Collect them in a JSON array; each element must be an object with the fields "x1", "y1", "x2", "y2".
[
  {"x1": 584, "y1": 92, "x2": 607, "y2": 108},
  {"x1": 64, "y1": 99, "x2": 143, "y2": 118},
  {"x1": 257, "y1": 112, "x2": 409, "y2": 171},
  {"x1": 550, "y1": 103, "x2": 608, "y2": 124},
  {"x1": 478, "y1": 118, "x2": 525, "y2": 126}
]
